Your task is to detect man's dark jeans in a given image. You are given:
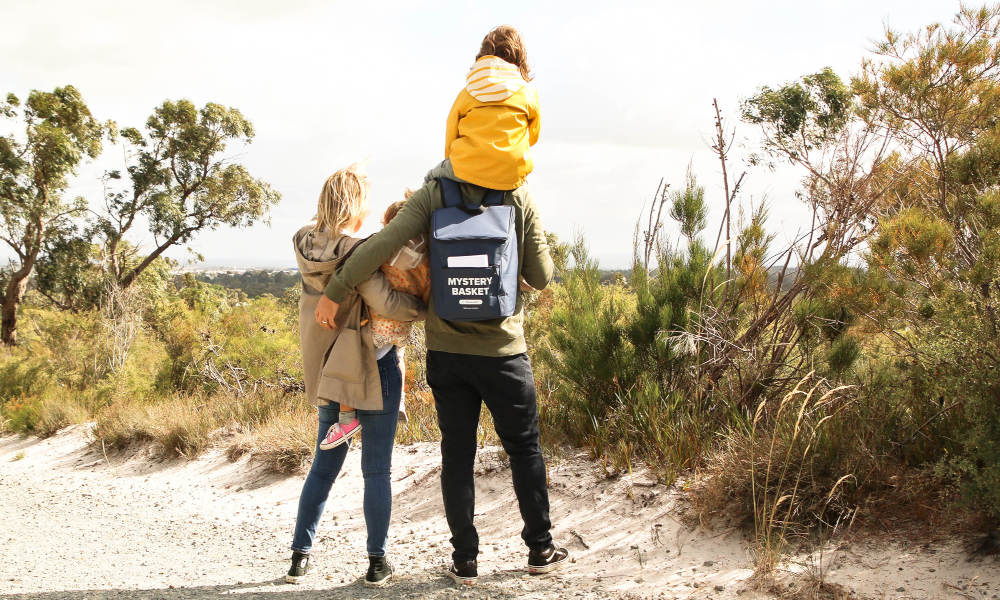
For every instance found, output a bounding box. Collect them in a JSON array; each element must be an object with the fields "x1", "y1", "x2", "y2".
[{"x1": 426, "y1": 350, "x2": 553, "y2": 562}]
